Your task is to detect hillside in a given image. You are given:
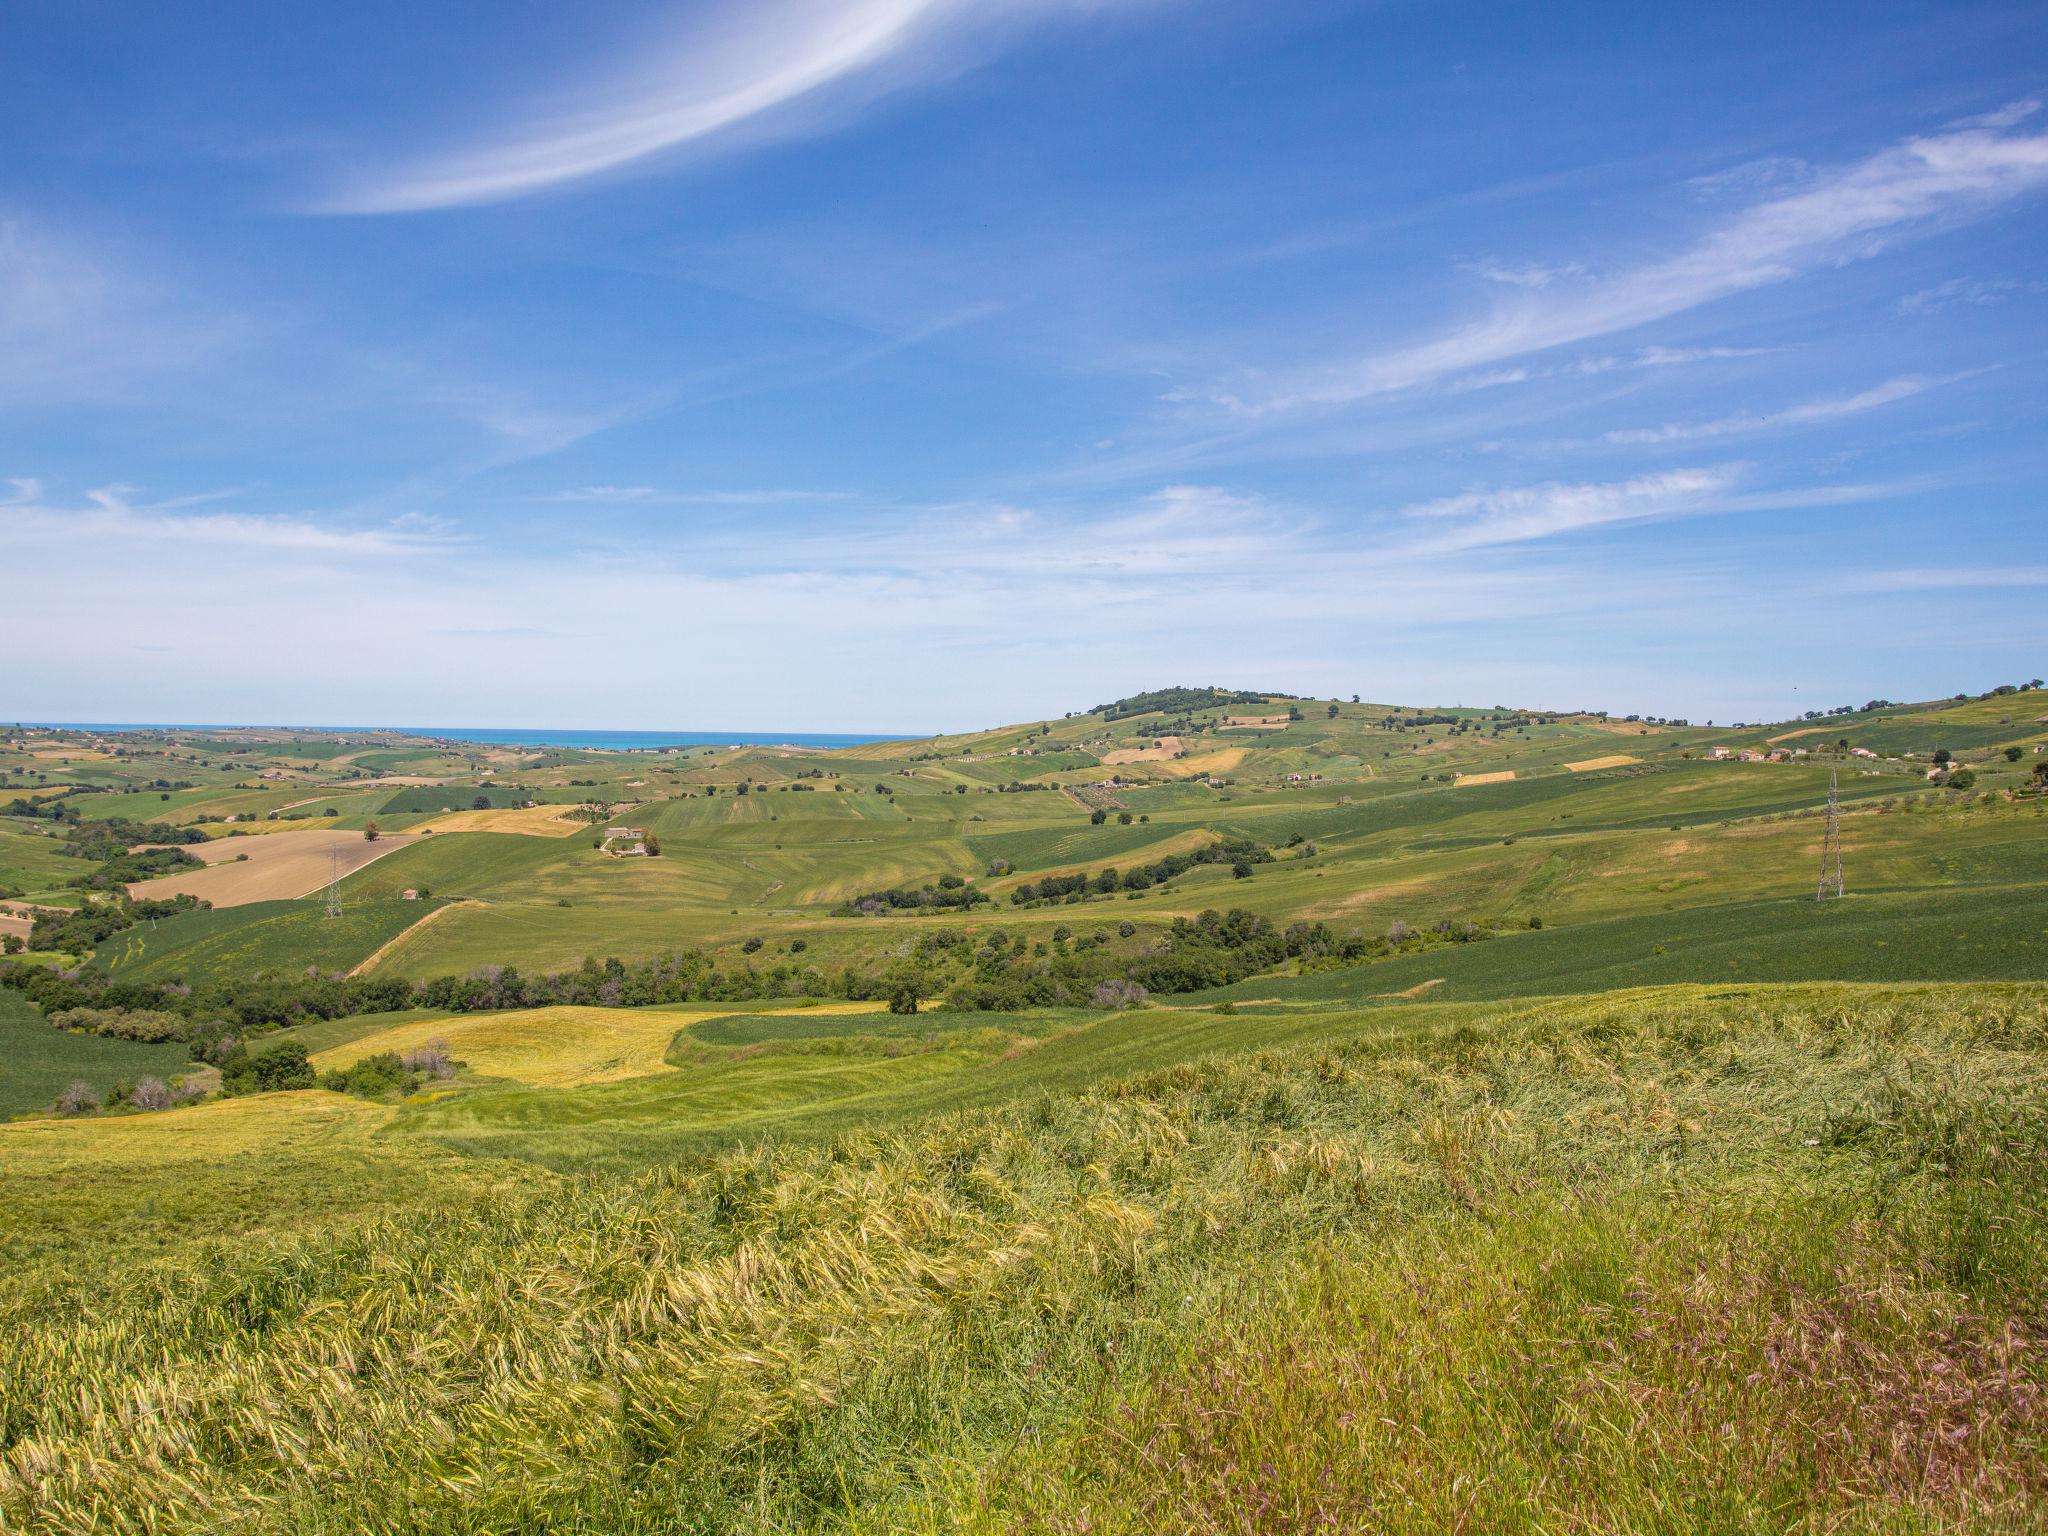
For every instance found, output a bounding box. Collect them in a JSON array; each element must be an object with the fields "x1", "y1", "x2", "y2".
[{"x1": 3, "y1": 685, "x2": 2047, "y2": 1530}]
